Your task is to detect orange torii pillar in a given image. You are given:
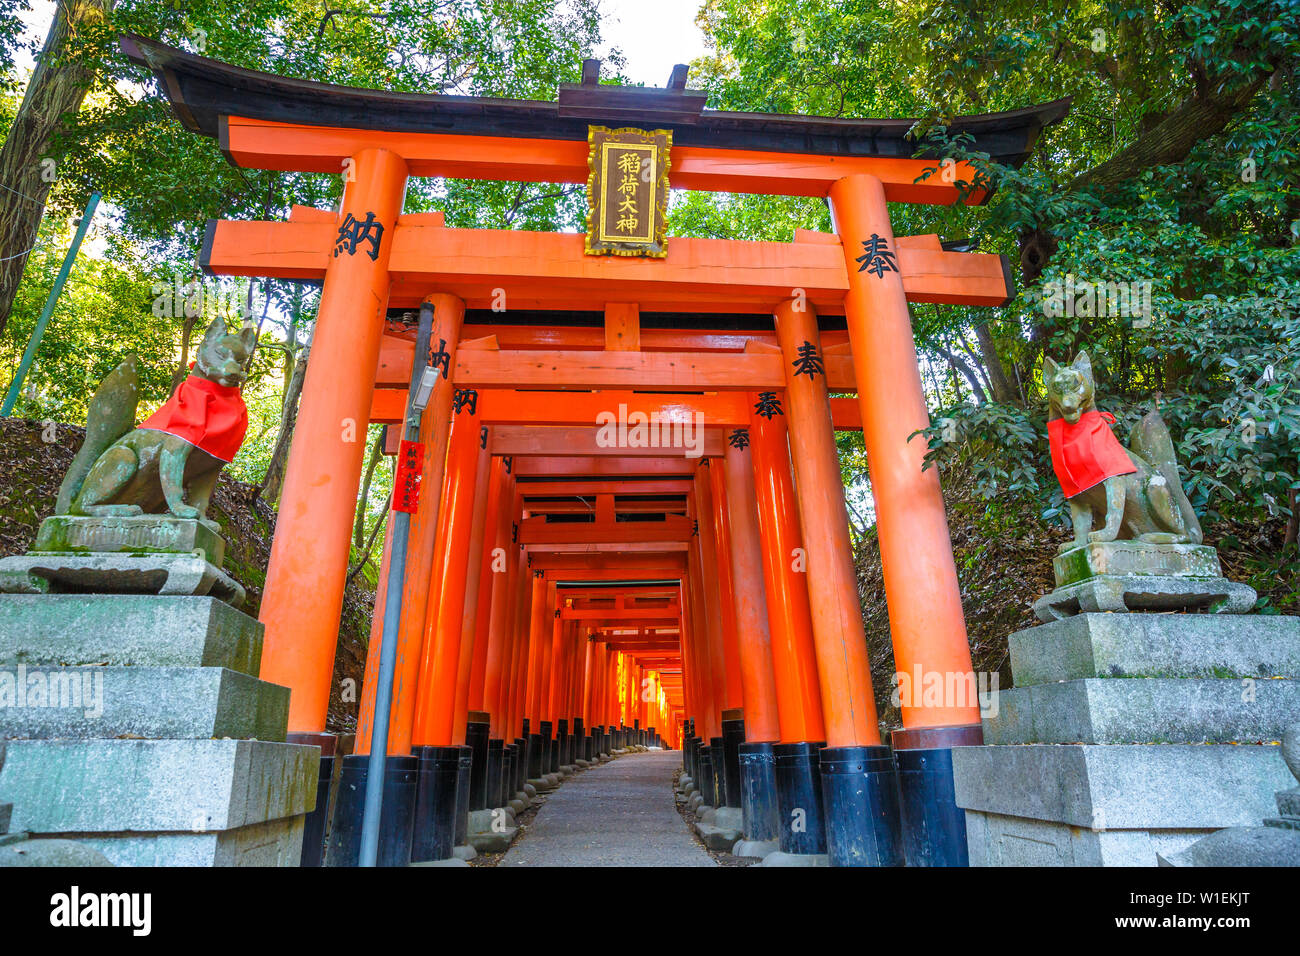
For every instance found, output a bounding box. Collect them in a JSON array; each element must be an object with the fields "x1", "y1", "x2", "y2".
[
  {"x1": 723, "y1": 429, "x2": 784, "y2": 843},
  {"x1": 355, "y1": 296, "x2": 465, "y2": 760},
  {"x1": 580, "y1": 634, "x2": 595, "y2": 760},
  {"x1": 749, "y1": 389, "x2": 828, "y2": 859},
  {"x1": 694, "y1": 464, "x2": 731, "y2": 810},
  {"x1": 406, "y1": 392, "x2": 484, "y2": 863},
  {"x1": 831, "y1": 174, "x2": 981, "y2": 867},
  {"x1": 523, "y1": 572, "x2": 551, "y2": 781},
  {"x1": 337, "y1": 293, "x2": 465, "y2": 867},
  {"x1": 260, "y1": 147, "x2": 407, "y2": 744},
  {"x1": 677, "y1": 581, "x2": 698, "y2": 762},
  {"x1": 503, "y1": 545, "x2": 531, "y2": 799},
  {"x1": 454, "y1": 421, "x2": 493, "y2": 818},
  {"x1": 706, "y1": 462, "x2": 745, "y2": 714},
  {"x1": 684, "y1": 488, "x2": 720, "y2": 803},
  {"x1": 475, "y1": 456, "x2": 515, "y2": 808},
  {"x1": 544, "y1": 606, "x2": 566, "y2": 774},
  {"x1": 591, "y1": 639, "x2": 610, "y2": 756},
  {"x1": 749, "y1": 395, "x2": 827, "y2": 746},
  {"x1": 565, "y1": 622, "x2": 586, "y2": 764},
  {"x1": 775, "y1": 297, "x2": 902, "y2": 867}
]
